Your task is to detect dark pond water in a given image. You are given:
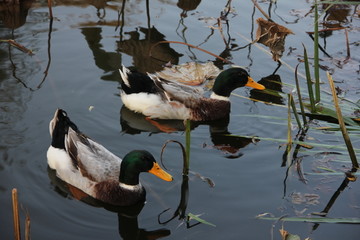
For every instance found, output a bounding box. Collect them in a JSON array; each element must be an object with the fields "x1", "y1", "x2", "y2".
[{"x1": 1, "y1": 1, "x2": 359, "y2": 239}]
